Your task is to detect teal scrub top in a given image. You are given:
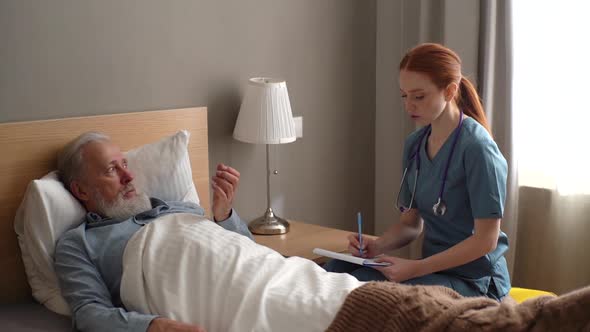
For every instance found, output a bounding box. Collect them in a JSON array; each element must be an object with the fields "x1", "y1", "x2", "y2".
[{"x1": 400, "y1": 116, "x2": 511, "y2": 298}]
